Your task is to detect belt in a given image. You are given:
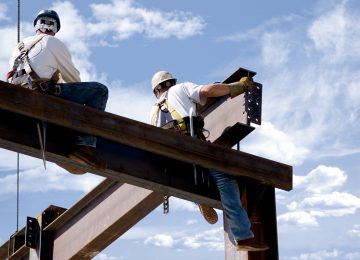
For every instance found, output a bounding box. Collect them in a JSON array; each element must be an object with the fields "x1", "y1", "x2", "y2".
[{"x1": 38, "y1": 81, "x2": 62, "y2": 95}]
